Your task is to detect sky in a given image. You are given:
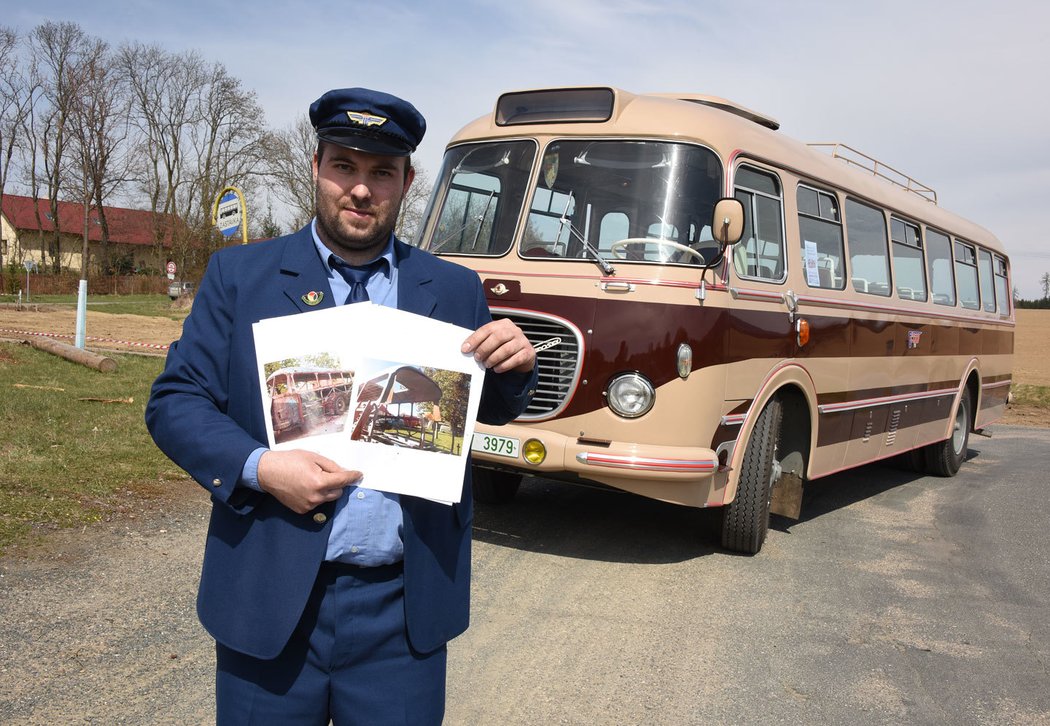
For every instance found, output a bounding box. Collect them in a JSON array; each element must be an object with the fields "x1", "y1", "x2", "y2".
[{"x1": 6, "y1": 0, "x2": 1049, "y2": 298}]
